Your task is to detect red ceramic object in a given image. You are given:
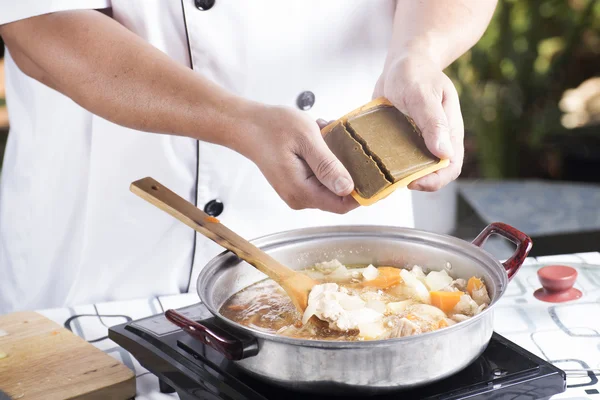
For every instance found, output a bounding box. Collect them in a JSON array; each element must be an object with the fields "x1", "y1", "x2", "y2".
[{"x1": 534, "y1": 265, "x2": 582, "y2": 303}]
